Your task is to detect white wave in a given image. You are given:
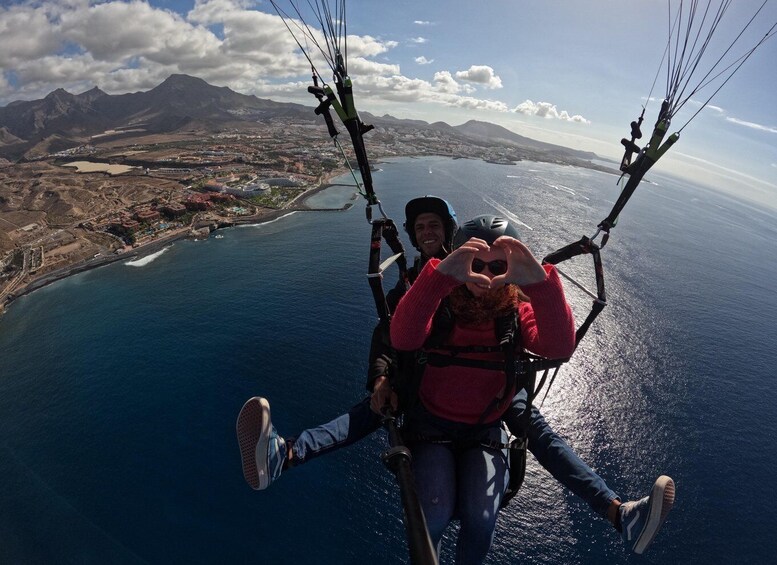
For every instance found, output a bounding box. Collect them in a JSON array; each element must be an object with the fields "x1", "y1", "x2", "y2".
[
  {"x1": 480, "y1": 194, "x2": 534, "y2": 230},
  {"x1": 238, "y1": 211, "x2": 298, "y2": 229},
  {"x1": 547, "y1": 183, "x2": 576, "y2": 196},
  {"x1": 125, "y1": 247, "x2": 170, "y2": 267}
]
